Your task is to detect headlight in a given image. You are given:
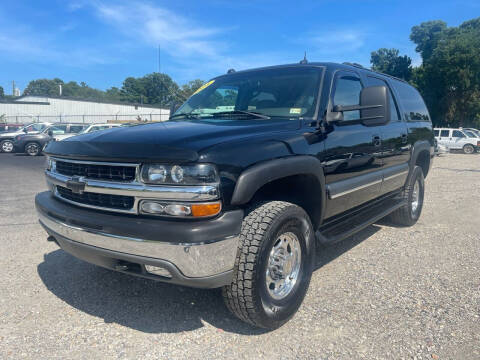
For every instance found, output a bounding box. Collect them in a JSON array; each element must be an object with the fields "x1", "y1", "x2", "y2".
[{"x1": 140, "y1": 164, "x2": 219, "y2": 185}]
